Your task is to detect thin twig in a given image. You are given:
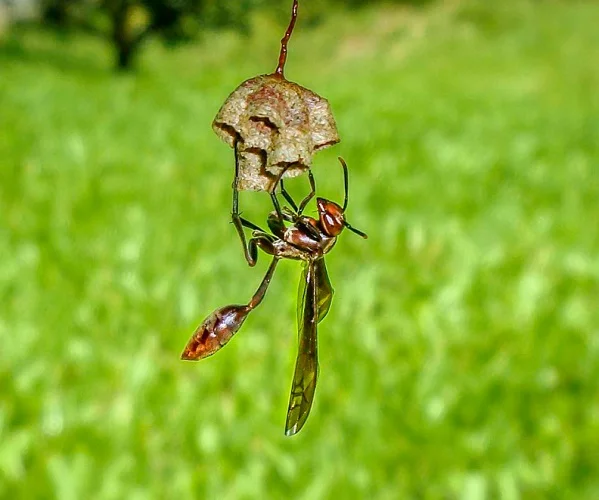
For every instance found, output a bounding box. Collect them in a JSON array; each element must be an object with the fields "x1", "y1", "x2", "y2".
[{"x1": 274, "y1": 0, "x2": 298, "y2": 78}]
